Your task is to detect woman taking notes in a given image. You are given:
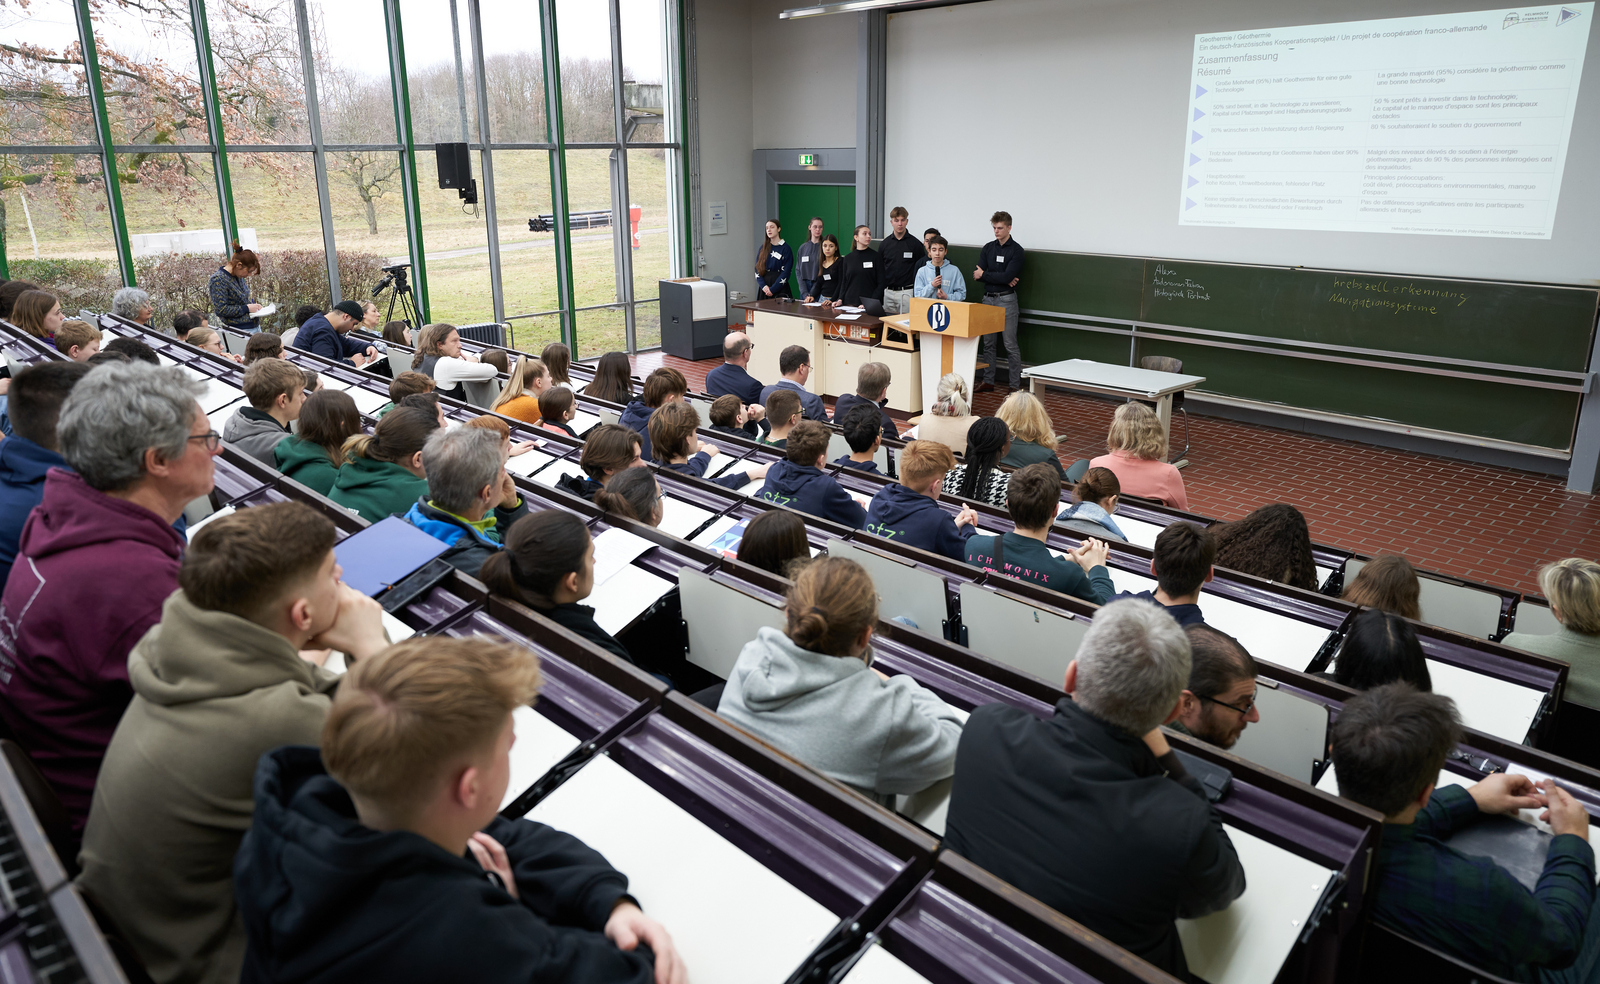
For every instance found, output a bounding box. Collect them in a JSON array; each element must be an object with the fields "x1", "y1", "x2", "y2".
[{"x1": 754, "y1": 219, "x2": 793, "y2": 300}]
